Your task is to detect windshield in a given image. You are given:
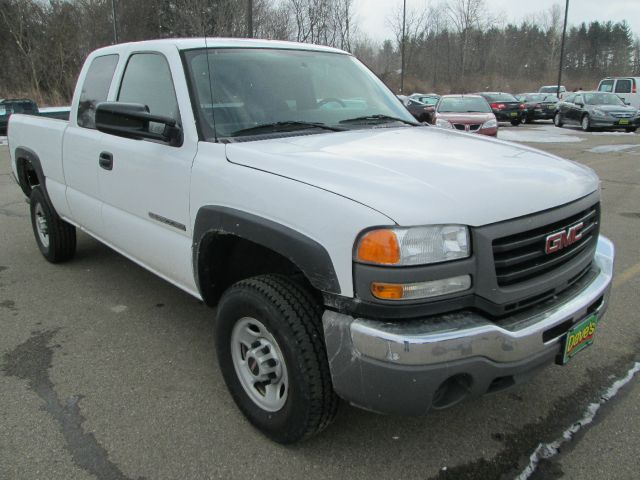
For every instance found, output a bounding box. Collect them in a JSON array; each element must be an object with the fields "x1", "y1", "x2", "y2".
[
  {"x1": 521, "y1": 94, "x2": 558, "y2": 102},
  {"x1": 438, "y1": 97, "x2": 491, "y2": 113},
  {"x1": 183, "y1": 48, "x2": 415, "y2": 140},
  {"x1": 583, "y1": 92, "x2": 625, "y2": 106},
  {"x1": 484, "y1": 93, "x2": 518, "y2": 102},
  {"x1": 540, "y1": 86, "x2": 564, "y2": 94},
  {"x1": 415, "y1": 96, "x2": 439, "y2": 106}
]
